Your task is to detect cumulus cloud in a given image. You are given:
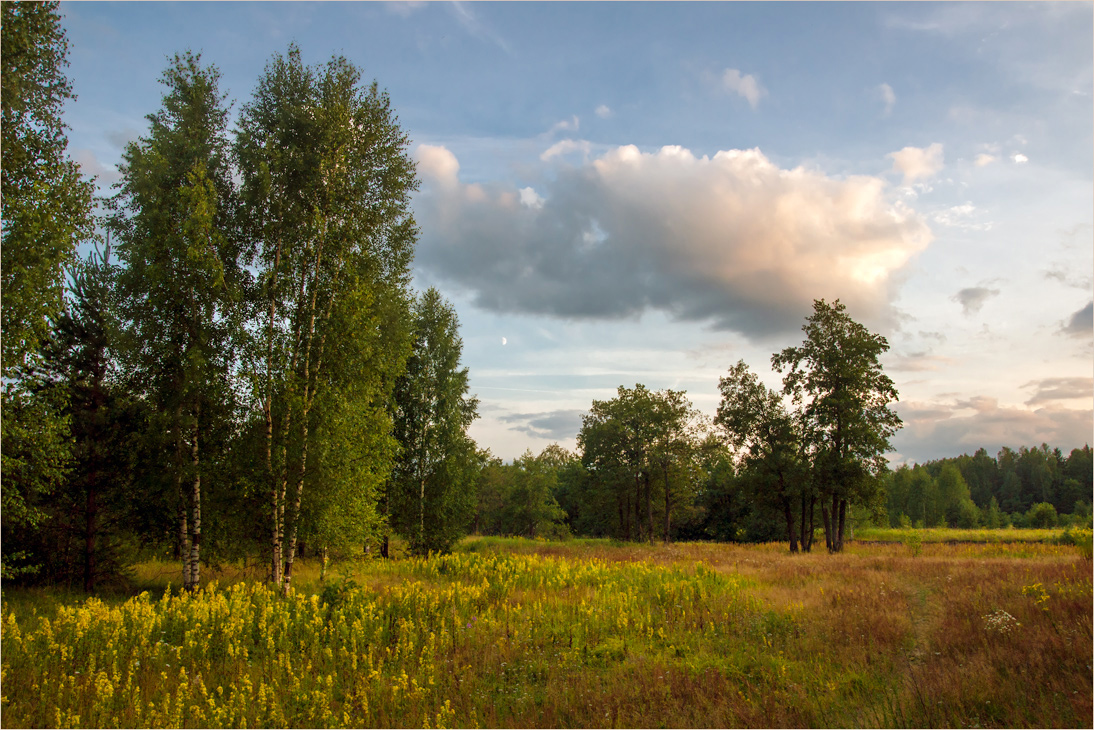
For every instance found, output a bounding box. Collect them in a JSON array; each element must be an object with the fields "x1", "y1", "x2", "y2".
[
  {"x1": 974, "y1": 153, "x2": 996, "y2": 167},
  {"x1": 878, "y1": 83, "x2": 896, "y2": 116},
  {"x1": 413, "y1": 143, "x2": 933, "y2": 338},
  {"x1": 889, "y1": 143, "x2": 944, "y2": 184},
  {"x1": 893, "y1": 396, "x2": 1093, "y2": 462},
  {"x1": 1022, "y1": 377, "x2": 1094, "y2": 406},
  {"x1": 721, "y1": 68, "x2": 766, "y2": 109},
  {"x1": 595, "y1": 104, "x2": 612, "y2": 119},
  {"x1": 952, "y1": 286, "x2": 999, "y2": 315},
  {"x1": 499, "y1": 409, "x2": 585, "y2": 440},
  {"x1": 1061, "y1": 301, "x2": 1093, "y2": 337},
  {"x1": 1011, "y1": 152, "x2": 1029, "y2": 164}
]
